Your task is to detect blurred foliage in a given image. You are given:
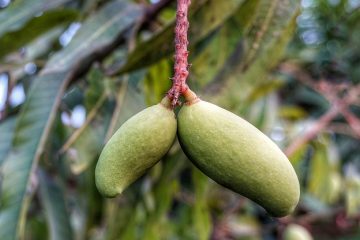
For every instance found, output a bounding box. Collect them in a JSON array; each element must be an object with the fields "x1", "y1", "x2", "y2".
[
  {"x1": 289, "y1": 0, "x2": 360, "y2": 84},
  {"x1": 0, "y1": 0, "x2": 359, "y2": 240}
]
